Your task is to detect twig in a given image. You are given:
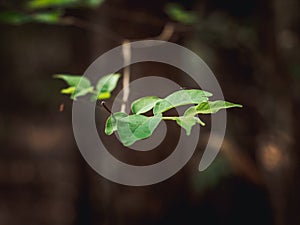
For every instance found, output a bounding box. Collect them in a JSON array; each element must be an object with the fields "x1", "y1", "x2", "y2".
[
  {"x1": 101, "y1": 101, "x2": 112, "y2": 114},
  {"x1": 119, "y1": 23, "x2": 174, "y2": 112},
  {"x1": 120, "y1": 40, "x2": 131, "y2": 113},
  {"x1": 59, "y1": 103, "x2": 64, "y2": 112},
  {"x1": 155, "y1": 22, "x2": 175, "y2": 41},
  {"x1": 130, "y1": 22, "x2": 175, "y2": 42}
]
